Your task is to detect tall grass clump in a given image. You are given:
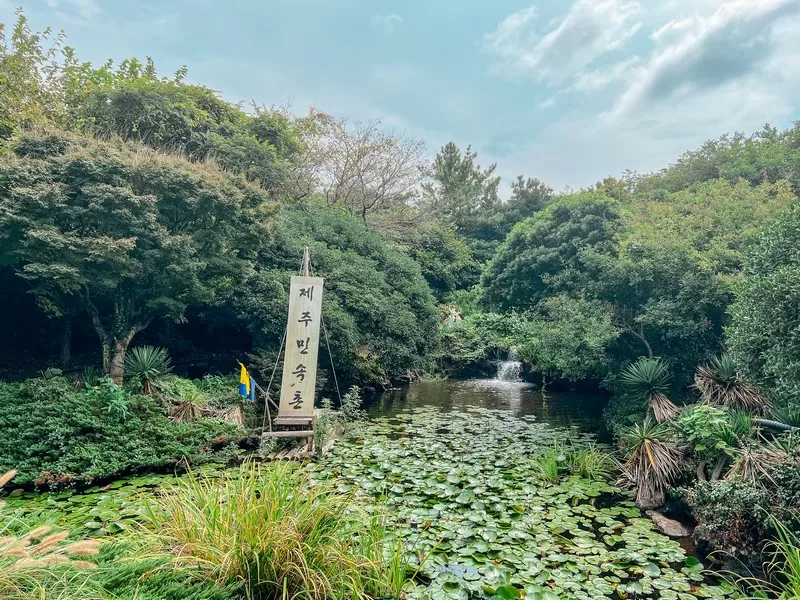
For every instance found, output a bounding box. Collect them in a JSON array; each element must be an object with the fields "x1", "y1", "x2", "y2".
[
  {"x1": 733, "y1": 519, "x2": 800, "y2": 599},
  {"x1": 143, "y1": 461, "x2": 407, "y2": 600}
]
